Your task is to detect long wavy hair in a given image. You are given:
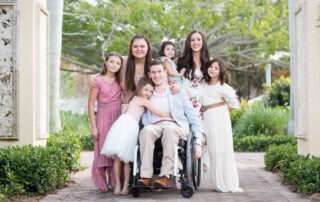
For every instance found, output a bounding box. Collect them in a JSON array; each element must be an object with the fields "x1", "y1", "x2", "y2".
[
  {"x1": 177, "y1": 30, "x2": 210, "y2": 80},
  {"x1": 100, "y1": 52, "x2": 123, "y2": 84},
  {"x1": 204, "y1": 58, "x2": 229, "y2": 85},
  {"x1": 125, "y1": 35, "x2": 152, "y2": 92}
]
